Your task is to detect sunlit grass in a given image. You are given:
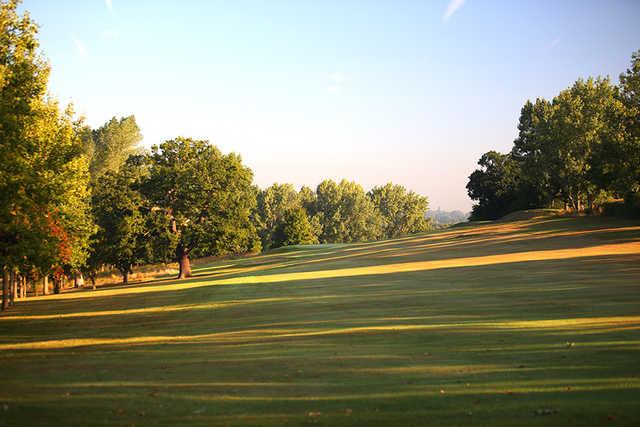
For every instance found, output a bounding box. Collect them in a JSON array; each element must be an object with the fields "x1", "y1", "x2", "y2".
[
  {"x1": 18, "y1": 240, "x2": 640, "y2": 303},
  {"x1": 0, "y1": 216, "x2": 639, "y2": 426},
  {"x1": 3, "y1": 315, "x2": 638, "y2": 351}
]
